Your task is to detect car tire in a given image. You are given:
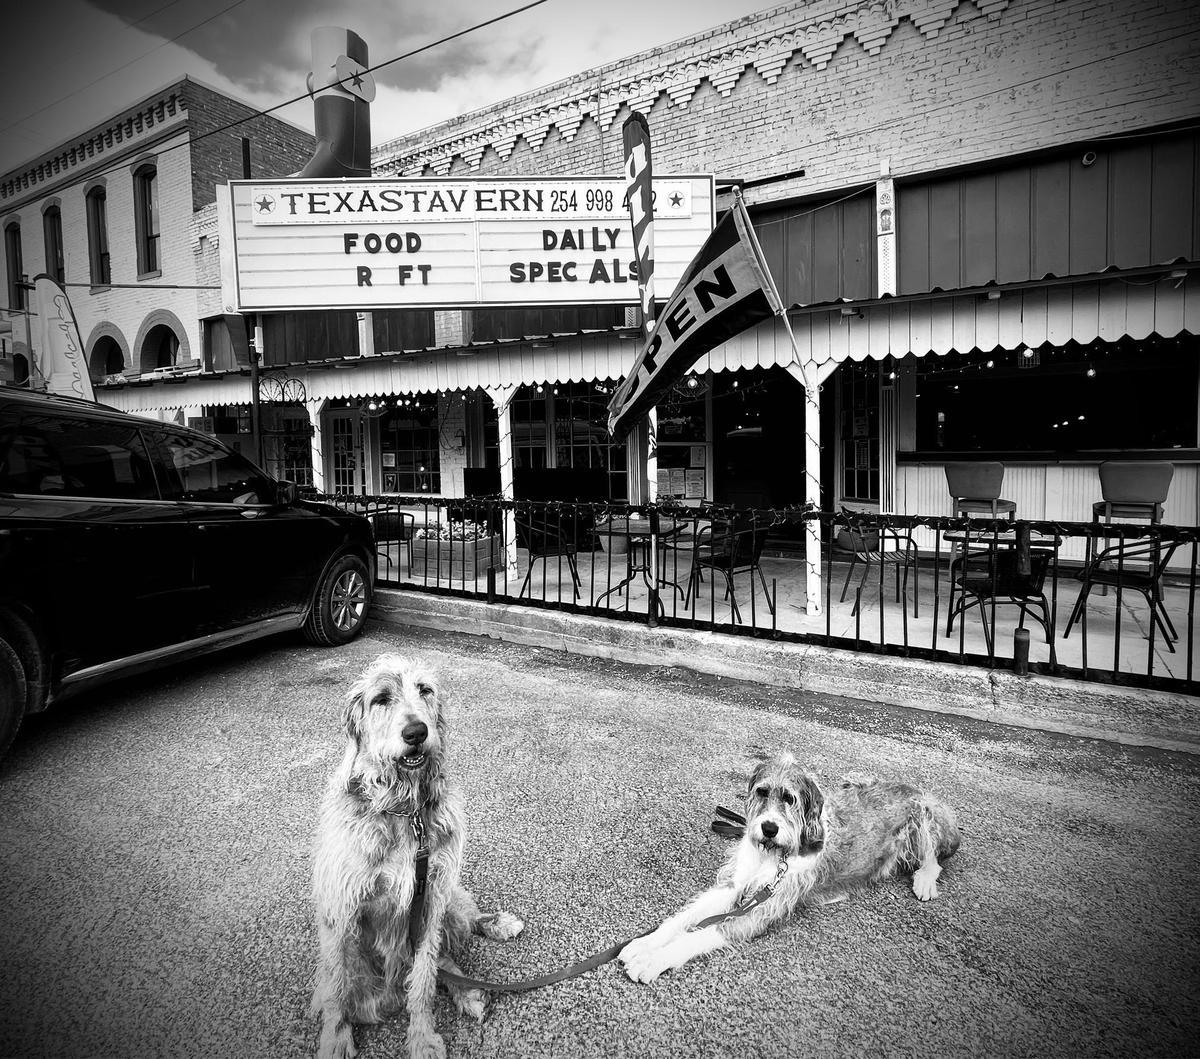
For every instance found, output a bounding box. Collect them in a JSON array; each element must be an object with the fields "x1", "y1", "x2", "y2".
[
  {"x1": 304, "y1": 553, "x2": 371, "y2": 647},
  {"x1": 0, "y1": 636, "x2": 27, "y2": 762}
]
